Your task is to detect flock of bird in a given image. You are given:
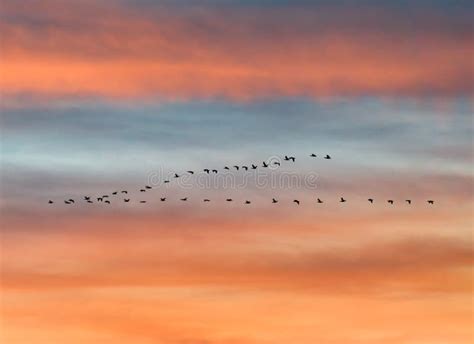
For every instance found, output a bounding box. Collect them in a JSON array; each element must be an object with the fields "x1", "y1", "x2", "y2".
[{"x1": 48, "y1": 153, "x2": 436, "y2": 206}]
